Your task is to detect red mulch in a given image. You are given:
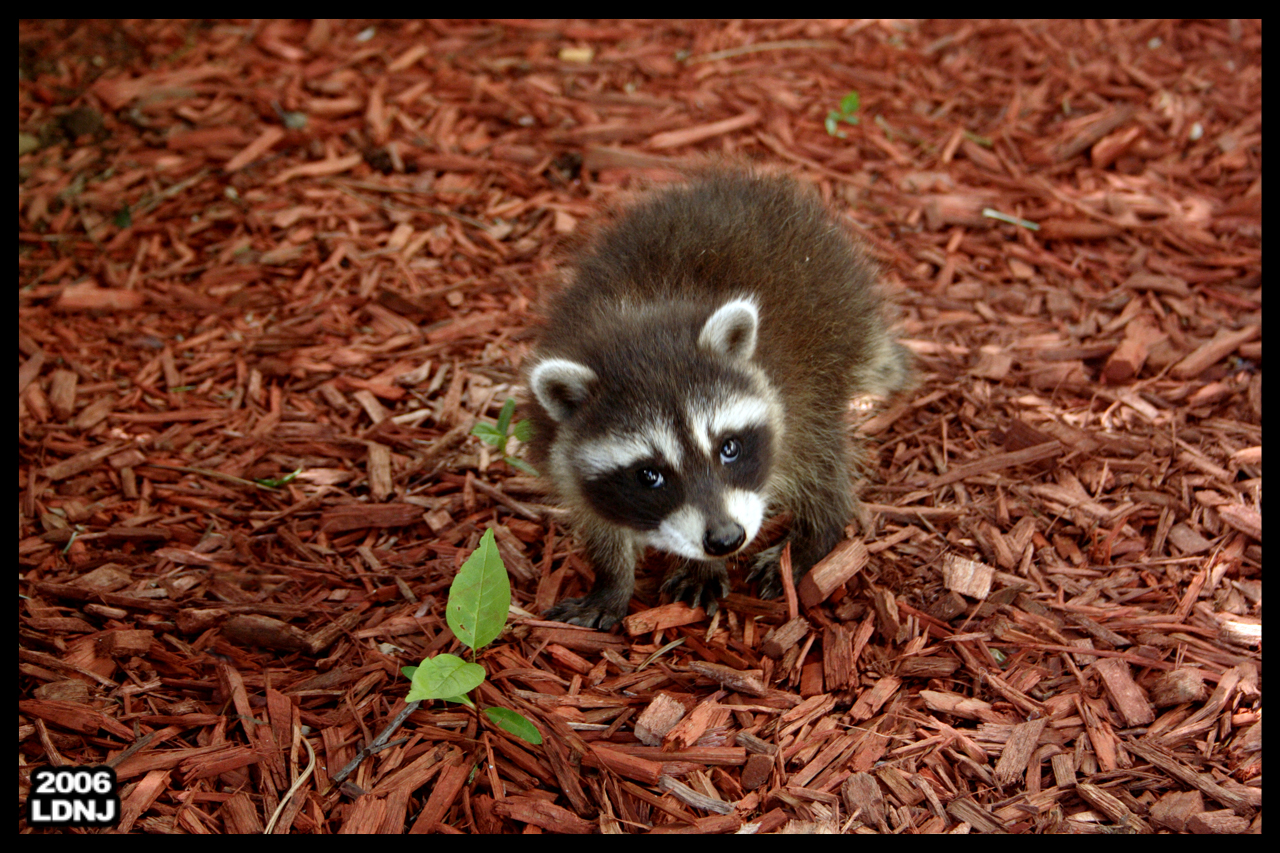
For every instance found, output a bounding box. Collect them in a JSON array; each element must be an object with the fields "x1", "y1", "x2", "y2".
[{"x1": 19, "y1": 20, "x2": 1260, "y2": 834}]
